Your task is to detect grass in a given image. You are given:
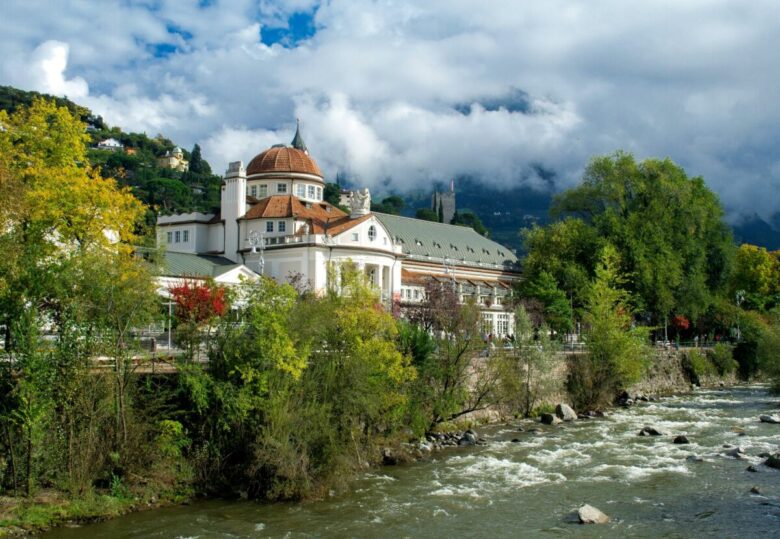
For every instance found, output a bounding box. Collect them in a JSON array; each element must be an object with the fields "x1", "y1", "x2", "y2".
[{"x1": 0, "y1": 484, "x2": 193, "y2": 536}]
